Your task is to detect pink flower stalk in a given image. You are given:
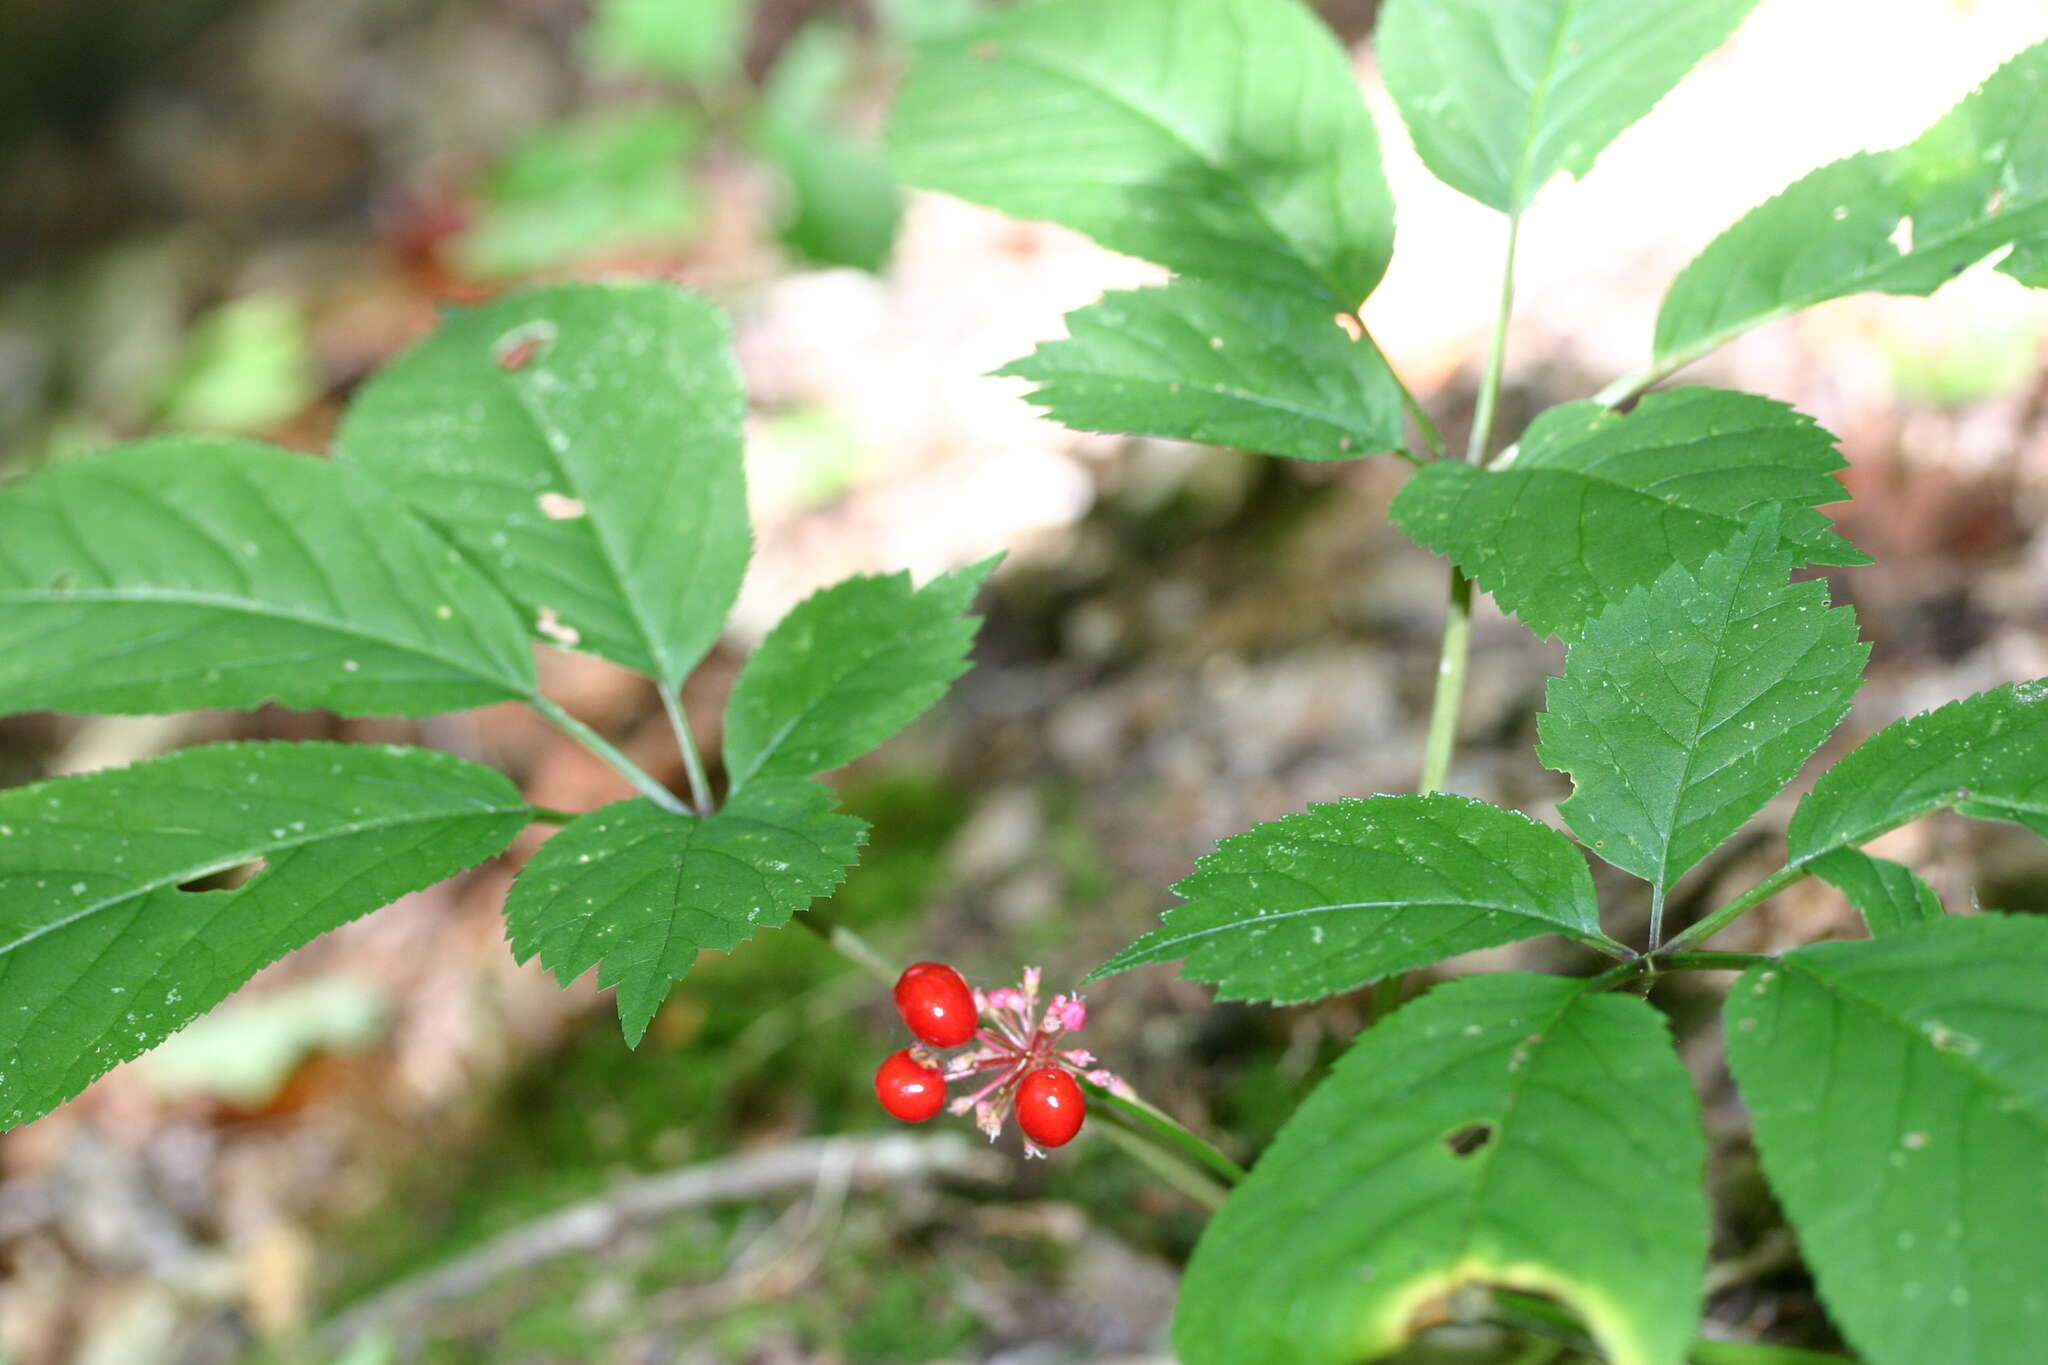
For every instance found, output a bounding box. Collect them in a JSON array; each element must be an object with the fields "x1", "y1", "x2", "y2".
[{"x1": 940, "y1": 965, "x2": 1133, "y2": 1158}]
